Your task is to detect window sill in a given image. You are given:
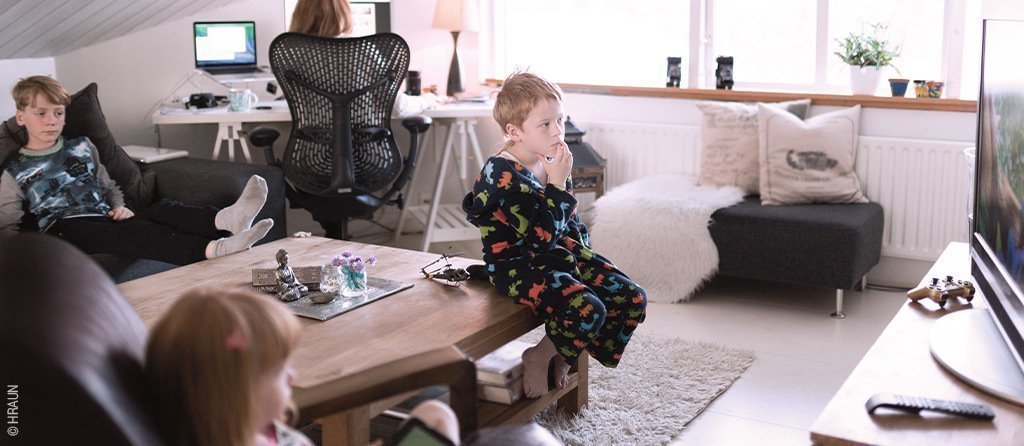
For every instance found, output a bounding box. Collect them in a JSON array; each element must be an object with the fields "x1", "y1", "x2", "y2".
[{"x1": 558, "y1": 83, "x2": 977, "y2": 113}]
